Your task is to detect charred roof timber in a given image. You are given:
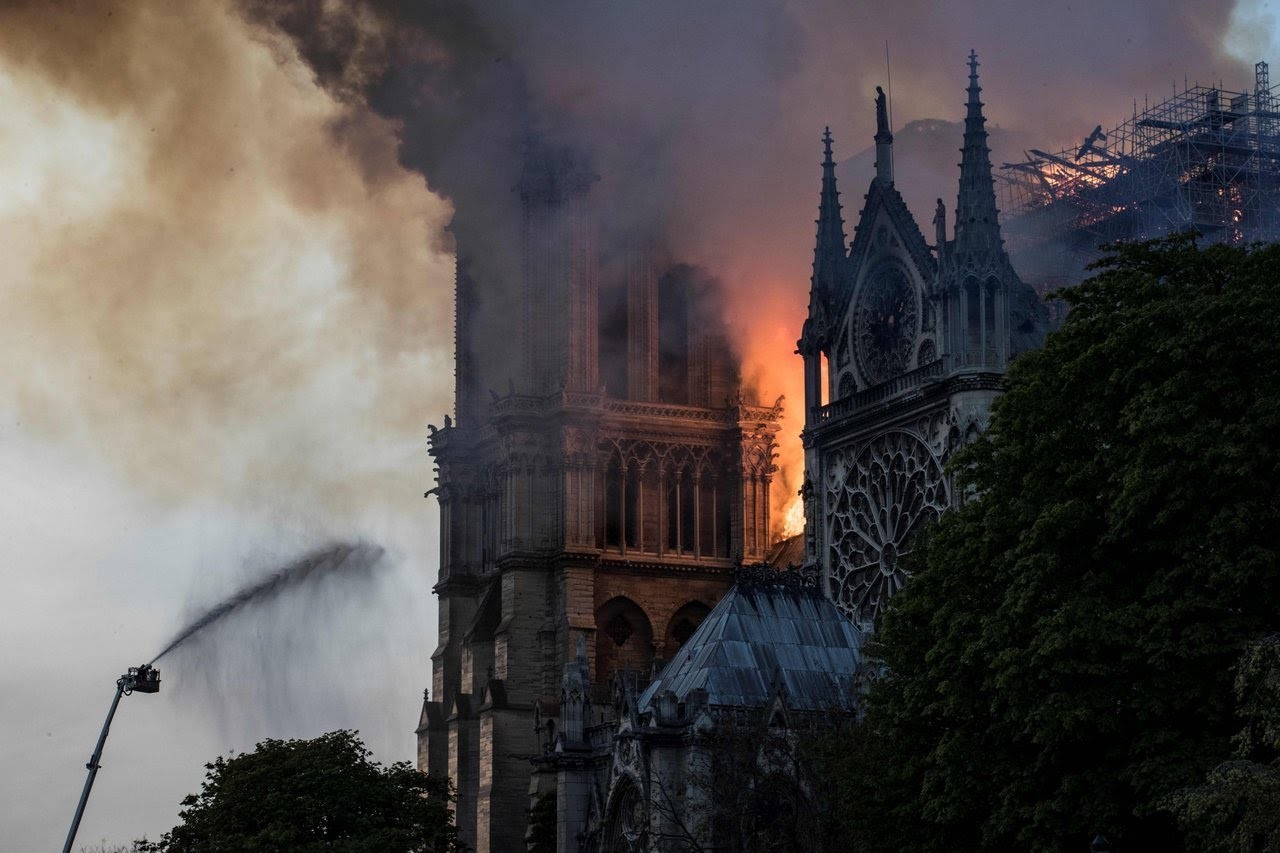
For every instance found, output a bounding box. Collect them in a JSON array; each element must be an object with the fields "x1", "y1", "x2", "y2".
[{"x1": 998, "y1": 61, "x2": 1280, "y2": 295}]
